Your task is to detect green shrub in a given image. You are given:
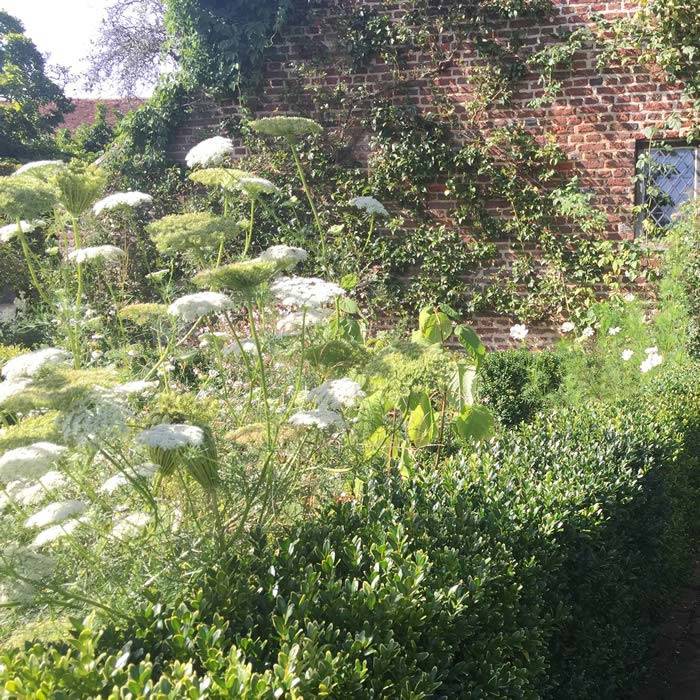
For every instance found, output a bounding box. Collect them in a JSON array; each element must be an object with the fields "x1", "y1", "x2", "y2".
[
  {"x1": 3, "y1": 365, "x2": 698, "y2": 697},
  {"x1": 476, "y1": 348, "x2": 562, "y2": 426}
]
